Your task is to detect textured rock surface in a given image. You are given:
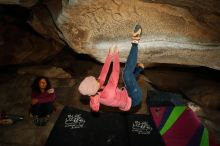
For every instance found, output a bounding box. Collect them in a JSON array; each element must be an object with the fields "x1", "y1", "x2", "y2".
[
  {"x1": 17, "y1": 65, "x2": 72, "y2": 79},
  {"x1": 49, "y1": 0, "x2": 220, "y2": 69},
  {"x1": 1, "y1": 0, "x2": 220, "y2": 69}
]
